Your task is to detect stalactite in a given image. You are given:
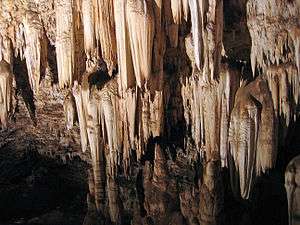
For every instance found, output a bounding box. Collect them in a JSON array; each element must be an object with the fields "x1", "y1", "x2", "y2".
[
  {"x1": 86, "y1": 97, "x2": 107, "y2": 212},
  {"x1": 228, "y1": 77, "x2": 276, "y2": 199},
  {"x1": 98, "y1": 82, "x2": 120, "y2": 177},
  {"x1": 55, "y1": 0, "x2": 75, "y2": 88},
  {"x1": 0, "y1": 35, "x2": 13, "y2": 66},
  {"x1": 152, "y1": 0, "x2": 165, "y2": 83},
  {"x1": 126, "y1": 0, "x2": 155, "y2": 88},
  {"x1": 73, "y1": 82, "x2": 88, "y2": 152},
  {"x1": 63, "y1": 91, "x2": 77, "y2": 130},
  {"x1": 188, "y1": 0, "x2": 203, "y2": 71},
  {"x1": 15, "y1": 24, "x2": 25, "y2": 61},
  {"x1": 265, "y1": 64, "x2": 299, "y2": 131},
  {"x1": 114, "y1": 0, "x2": 135, "y2": 91},
  {"x1": 0, "y1": 60, "x2": 13, "y2": 129},
  {"x1": 93, "y1": 0, "x2": 117, "y2": 75},
  {"x1": 164, "y1": 0, "x2": 179, "y2": 48},
  {"x1": 171, "y1": 0, "x2": 182, "y2": 25},
  {"x1": 182, "y1": 0, "x2": 189, "y2": 22},
  {"x1": 23, "y1": 11, "x2": 47, "y2": 94},
  {"x1": 82, "y1": 0, "x2": 96, "y2": 60},
  {"x1": 125, "y1": 88, "x2": 137, "y2": 150}
]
